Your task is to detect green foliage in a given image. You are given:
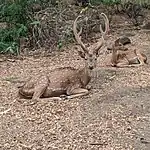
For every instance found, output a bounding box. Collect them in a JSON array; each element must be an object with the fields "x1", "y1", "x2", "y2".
[
  {"x1": 0, "y1": 0, "x2": 149, "y2": 55},
  {"x1": 91, "y1": 0, "x2": 121, "y2": 5},
  {"x1": 102, "y1": 0, "x2": 121, "y2": 5},
  {"x1": 0, "y1": 0, "x2": 28, "y2": 53},
  {"x1": 0, "y1": 0, "x2": 35, "y2": 54},
  {"x1": 91, "y1": 0, "x2": 150, "y2": 6},
  {"x1": 0, "y1": 24, "x2": 27, "y2": 54},
  {"x1": 0, "y1": 0, "x2": 69, "y2": 54}
]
